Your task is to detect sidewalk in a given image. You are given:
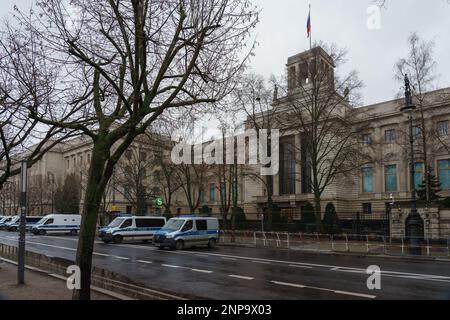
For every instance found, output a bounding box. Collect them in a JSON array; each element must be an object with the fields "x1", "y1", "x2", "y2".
[{"x1": 0, "y1": 260, "x2": 114, "y2": 300}]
